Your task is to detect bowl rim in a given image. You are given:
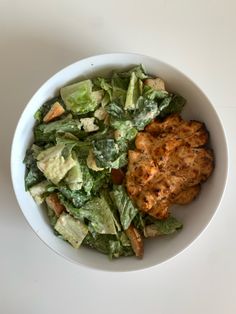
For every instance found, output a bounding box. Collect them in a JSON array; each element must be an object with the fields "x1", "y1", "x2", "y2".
[{"x1": 10, "y1": 52, "x2": 229, "y2": 272}]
